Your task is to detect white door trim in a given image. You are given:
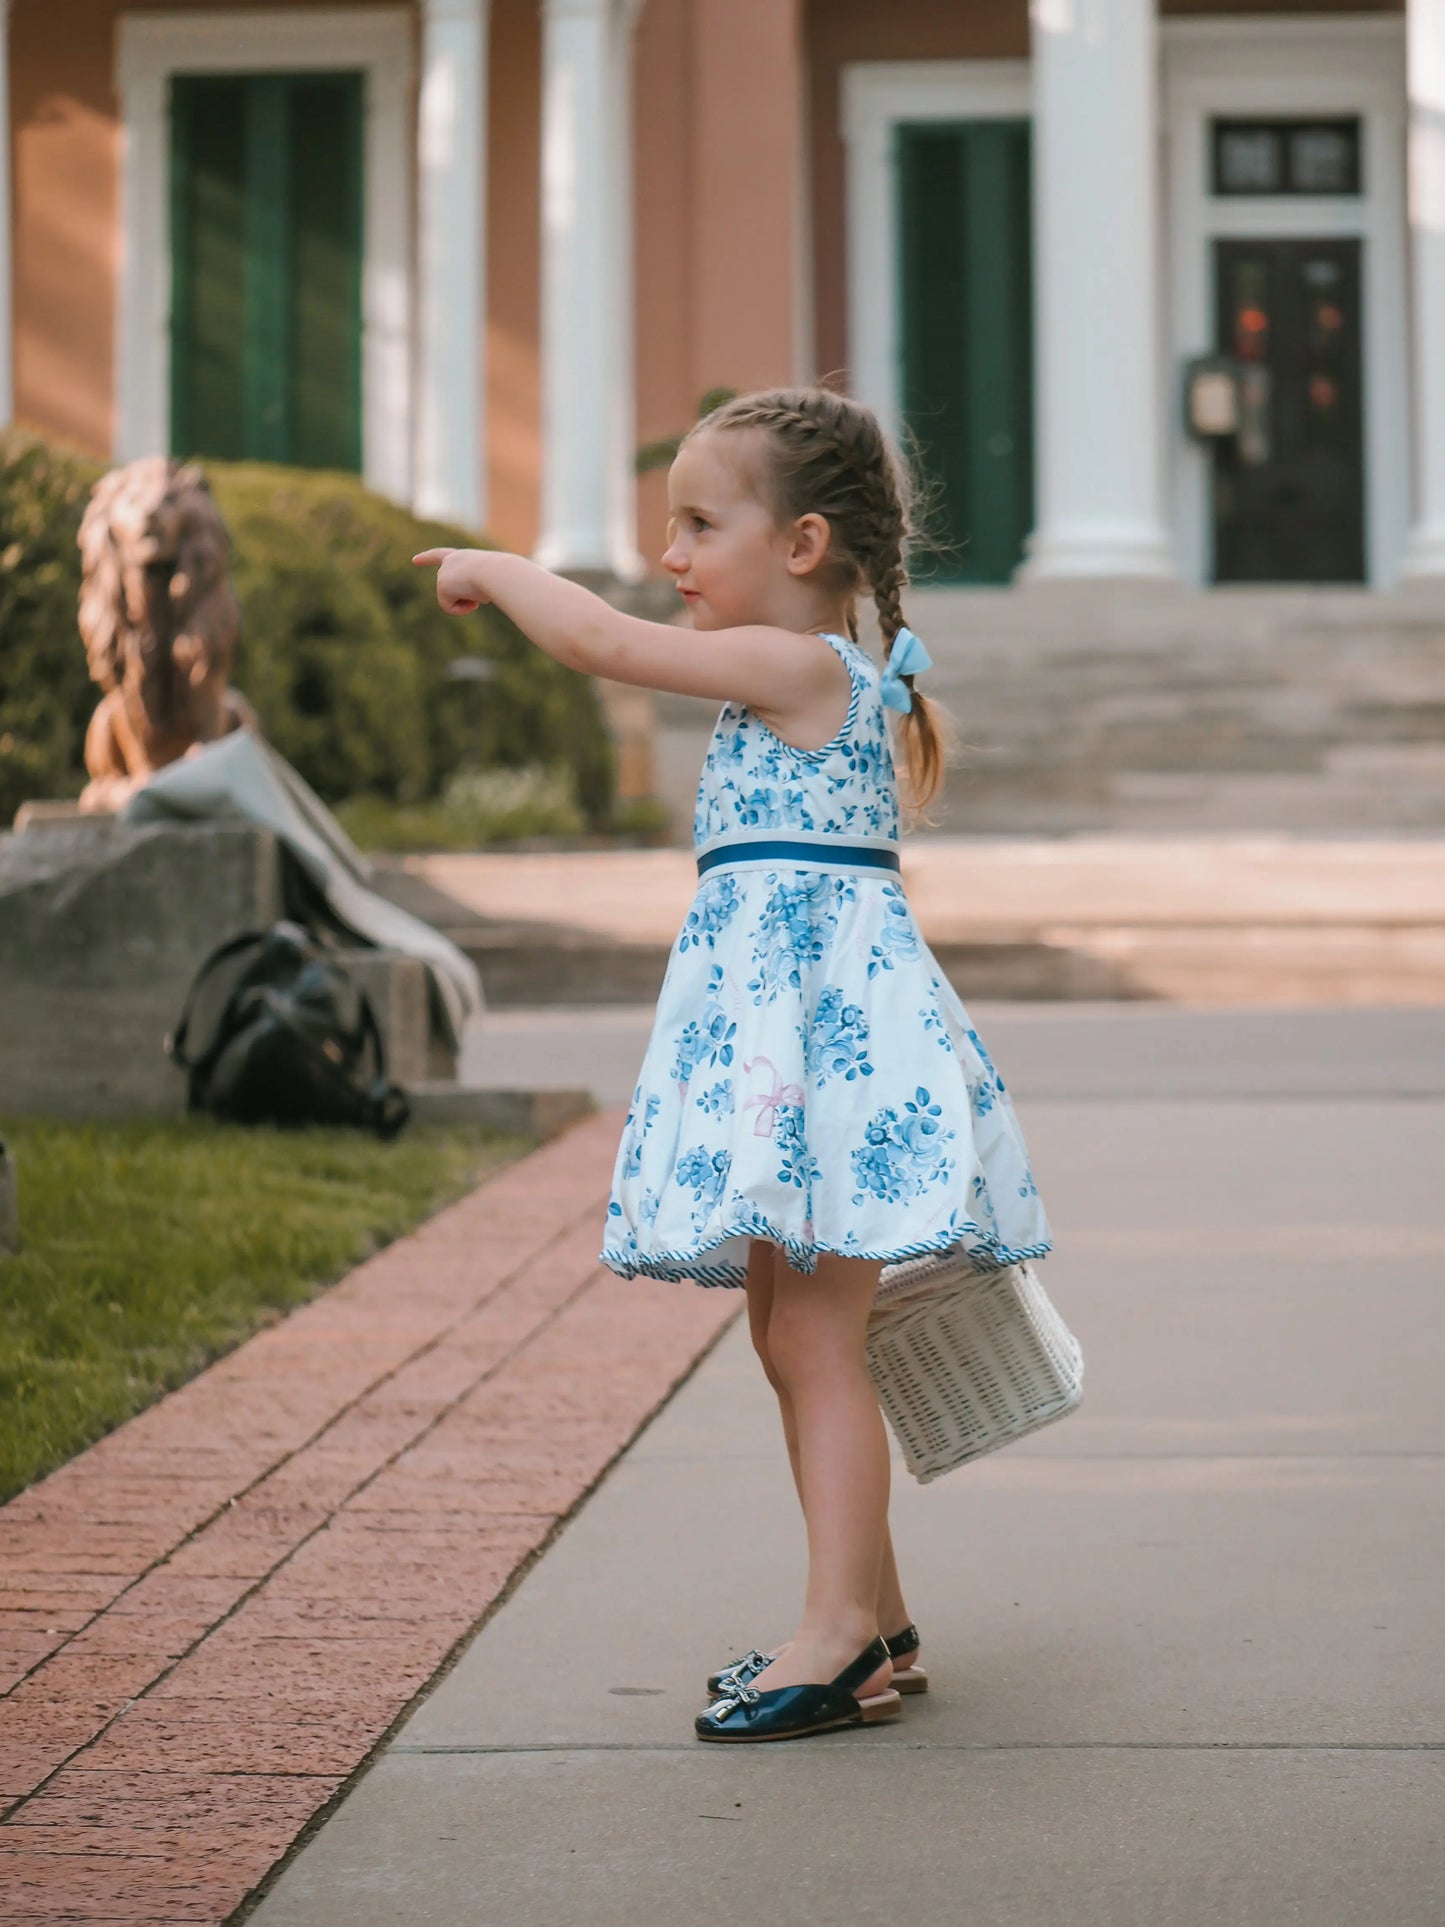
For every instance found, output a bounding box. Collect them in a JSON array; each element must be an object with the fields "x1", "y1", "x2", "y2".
[
  {"x1": 841, "y1": 60, "x2": 1032, "y2": 439},
  {"x1": 1162, "y1": 16, "x2": 1408, "y2": 587},
  {"x1": 416, "y1": 0, "x2": 489, "y2": 530},
  {"x1": 115, "y1": 8, "x2": 415, "y2": 503}
]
